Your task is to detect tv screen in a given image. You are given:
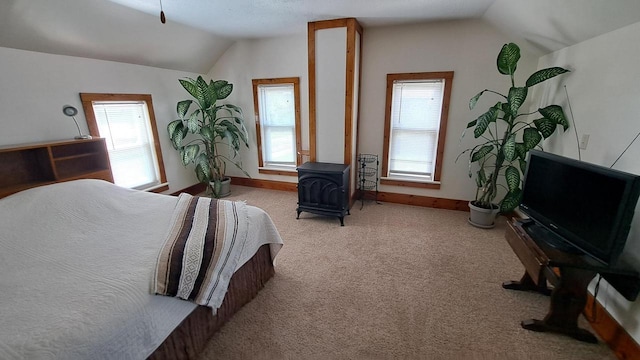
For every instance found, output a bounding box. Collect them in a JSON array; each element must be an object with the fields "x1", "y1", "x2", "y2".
[{"x1": 520, "y1": 150, "x2": 640, "y2": 266}]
